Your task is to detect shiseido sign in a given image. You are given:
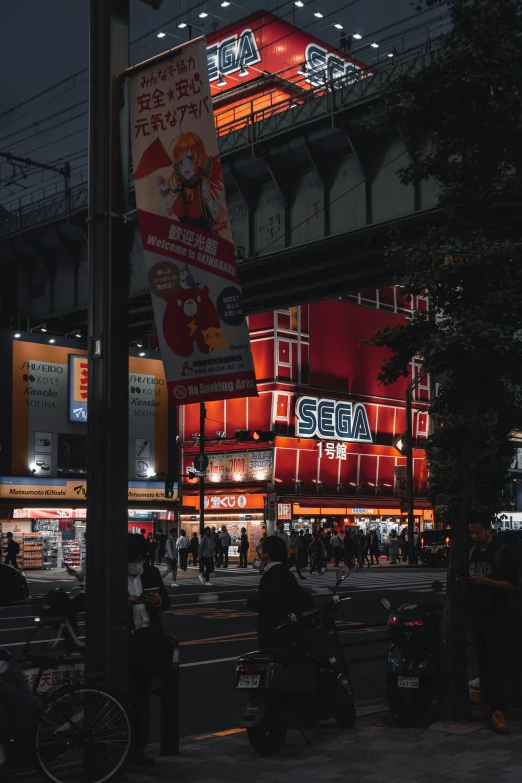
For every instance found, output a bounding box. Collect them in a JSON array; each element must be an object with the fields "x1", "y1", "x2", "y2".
[{"x1": 295, "y1": 396, "x2": 373, "y2": 444}]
